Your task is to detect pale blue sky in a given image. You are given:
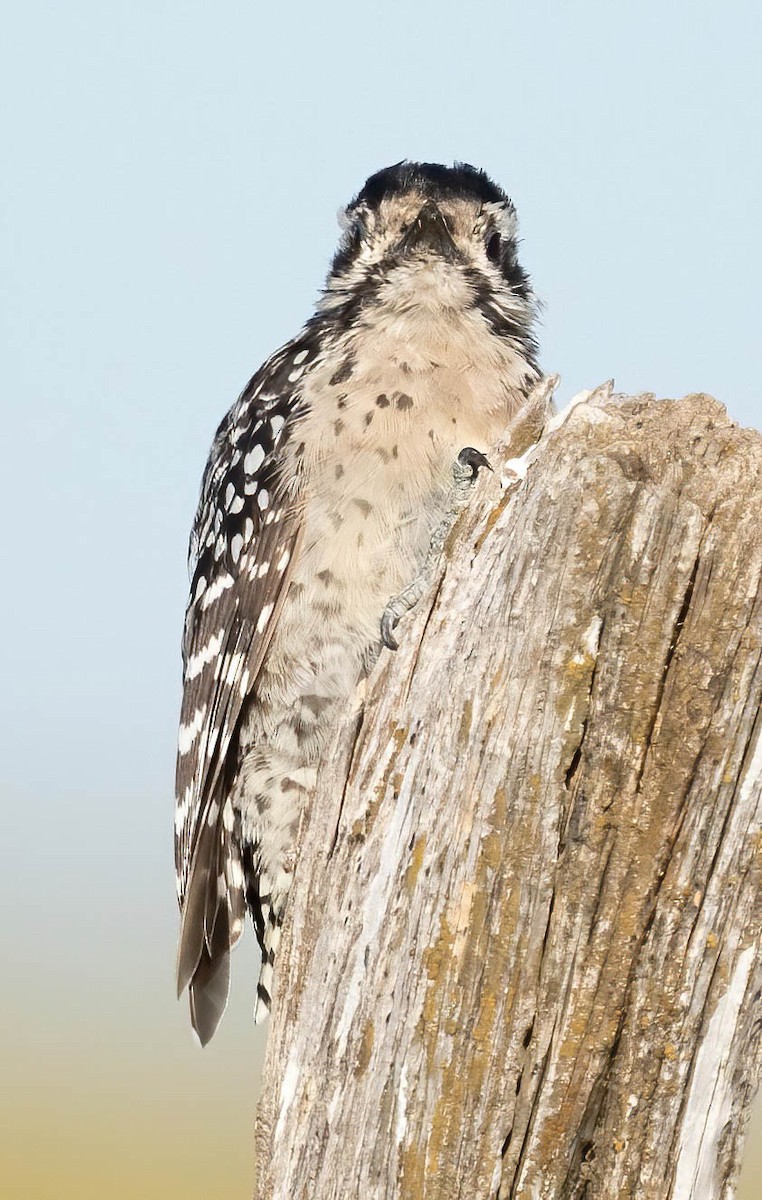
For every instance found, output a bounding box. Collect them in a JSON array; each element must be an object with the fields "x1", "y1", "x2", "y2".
[{"x1": 1, "y1": 2, "x2": 760, "y2": 1194}]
